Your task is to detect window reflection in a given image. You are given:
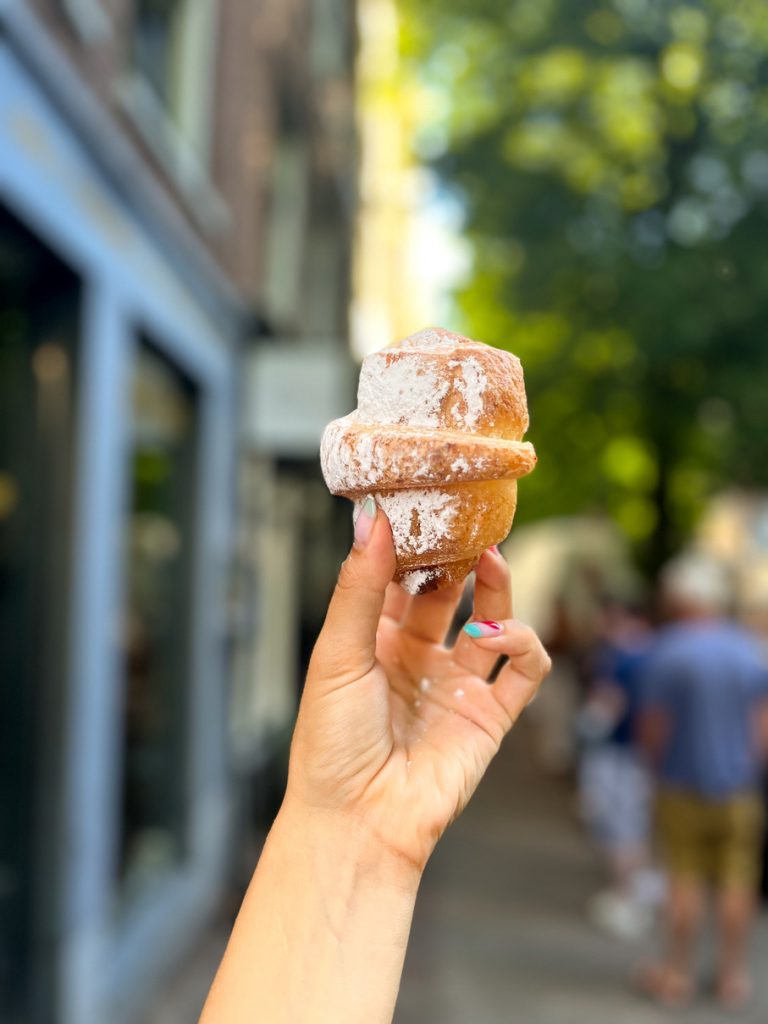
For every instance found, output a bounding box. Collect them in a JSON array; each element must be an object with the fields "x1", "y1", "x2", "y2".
[
  {"x1": 119, "y1": 341, "x2": 198, "y2": 903},
  {"x1": 132, "y1": 0, "x2": 215, "y2": 154},
  {"x1": 133, "y1": 0, "x2": 181, "y2": 109},
  {"x1": 0, "y1": 203, "x2": 80, "y2": 1022}
]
